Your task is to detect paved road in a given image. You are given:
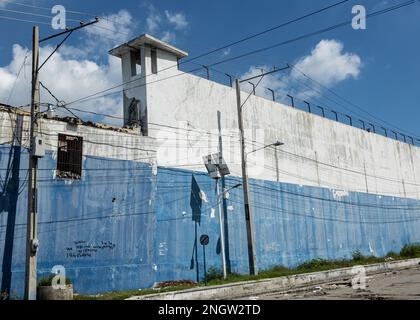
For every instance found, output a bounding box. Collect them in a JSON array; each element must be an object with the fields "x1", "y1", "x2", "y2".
[{"x1": 243, "y1": 266, "x2": 420, "y2": 300}]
